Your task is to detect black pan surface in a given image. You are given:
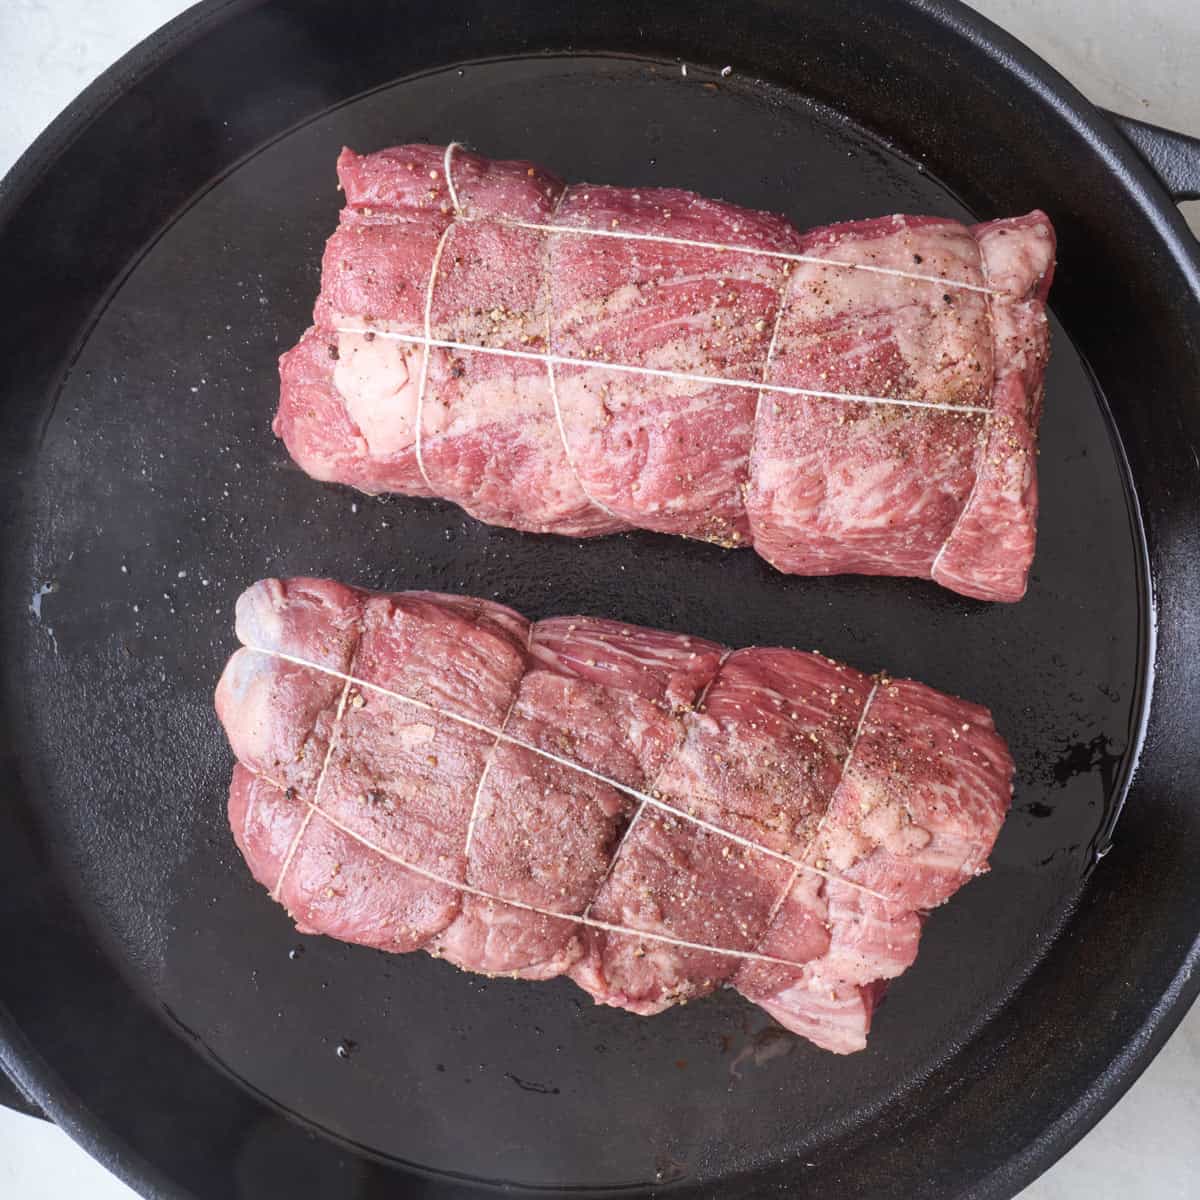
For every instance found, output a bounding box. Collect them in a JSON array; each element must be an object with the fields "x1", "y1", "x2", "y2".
[
  {"x1": 9, "y1": 51, "x2": 1150, "y2": 1184},
  {"x1": 1, "y1": 4, "x2": 1197, "y2": 1199}
]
